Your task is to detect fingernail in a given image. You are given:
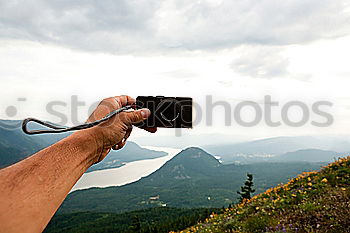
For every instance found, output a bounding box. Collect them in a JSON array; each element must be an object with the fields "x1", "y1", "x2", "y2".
[{"x1": 141, "y1": 108, "x2": 151, "y2": 119}]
